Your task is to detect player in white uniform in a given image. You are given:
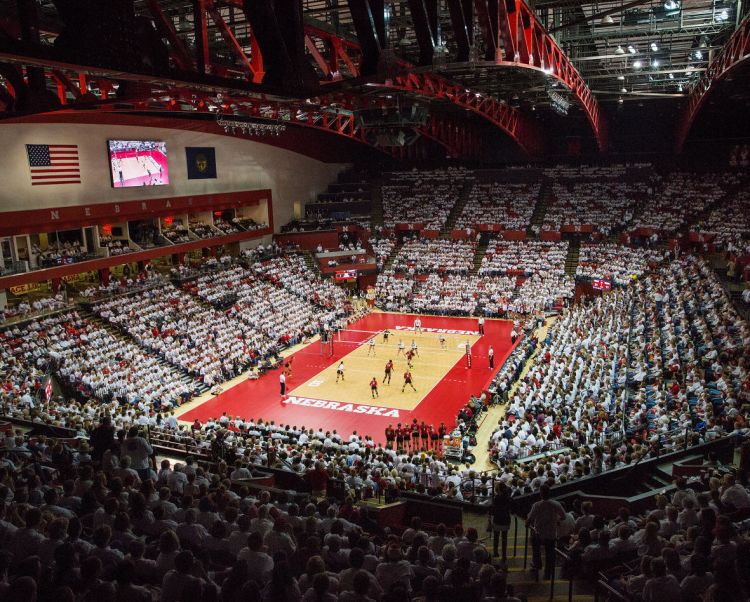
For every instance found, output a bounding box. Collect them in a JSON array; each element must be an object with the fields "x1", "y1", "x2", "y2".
[
  {"x1": 336, "y1": 361, "x2": 345, "y2": 382},
  {"x1": 411, "y1": 339, "x2": 420, "y2": 357},
  {"x1": 367, "y1": 337, "x2": 376, "y2": 356},
  {"x1": 414, "y1": 318, "x2": 422, "y2": 333},
  {"x1": 397, "y1": 340, "x2": 405, "y2": 356}
]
